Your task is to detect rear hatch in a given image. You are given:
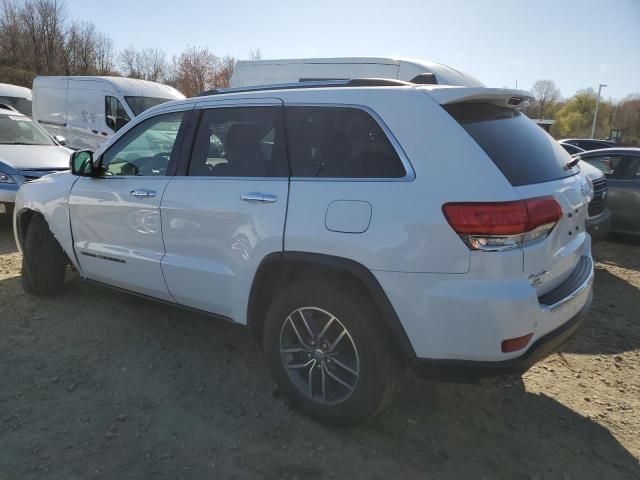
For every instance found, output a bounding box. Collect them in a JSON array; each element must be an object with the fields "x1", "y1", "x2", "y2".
[{"x1": 431, "y1": 87, "x2": 591, "y2": 296}]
